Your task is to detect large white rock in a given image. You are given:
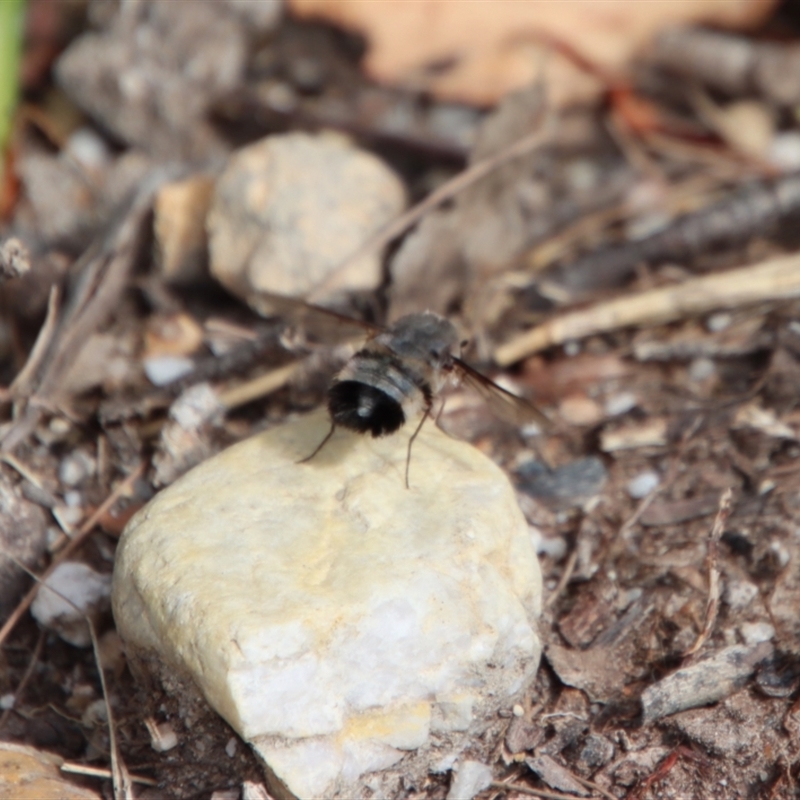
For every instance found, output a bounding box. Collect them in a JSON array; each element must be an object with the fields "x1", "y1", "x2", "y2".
[{"x1": 113, "y1": 410, "x2": 542, "y2": 799}]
